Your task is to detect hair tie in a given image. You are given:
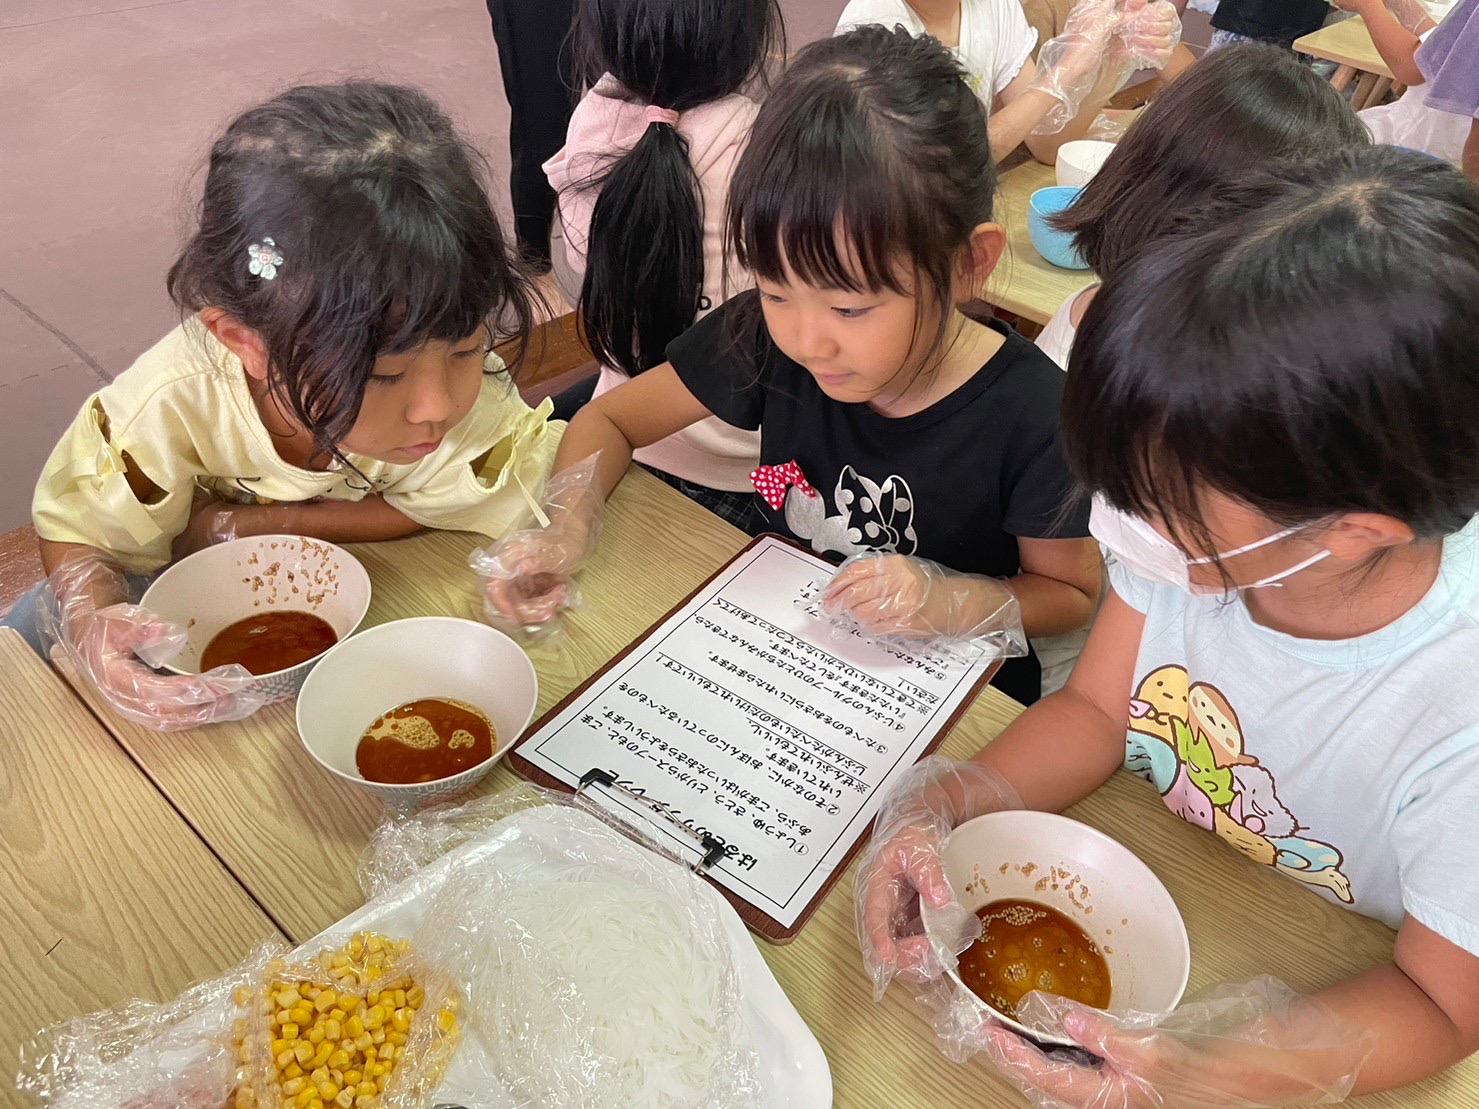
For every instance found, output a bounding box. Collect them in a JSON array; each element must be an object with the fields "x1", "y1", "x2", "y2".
[
  {"x1": 247, "y1": 237, "x2": 283, "y2": 281},
  {"x1": 644, "y1": 105, "x2": 680, "y2": 128}
]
